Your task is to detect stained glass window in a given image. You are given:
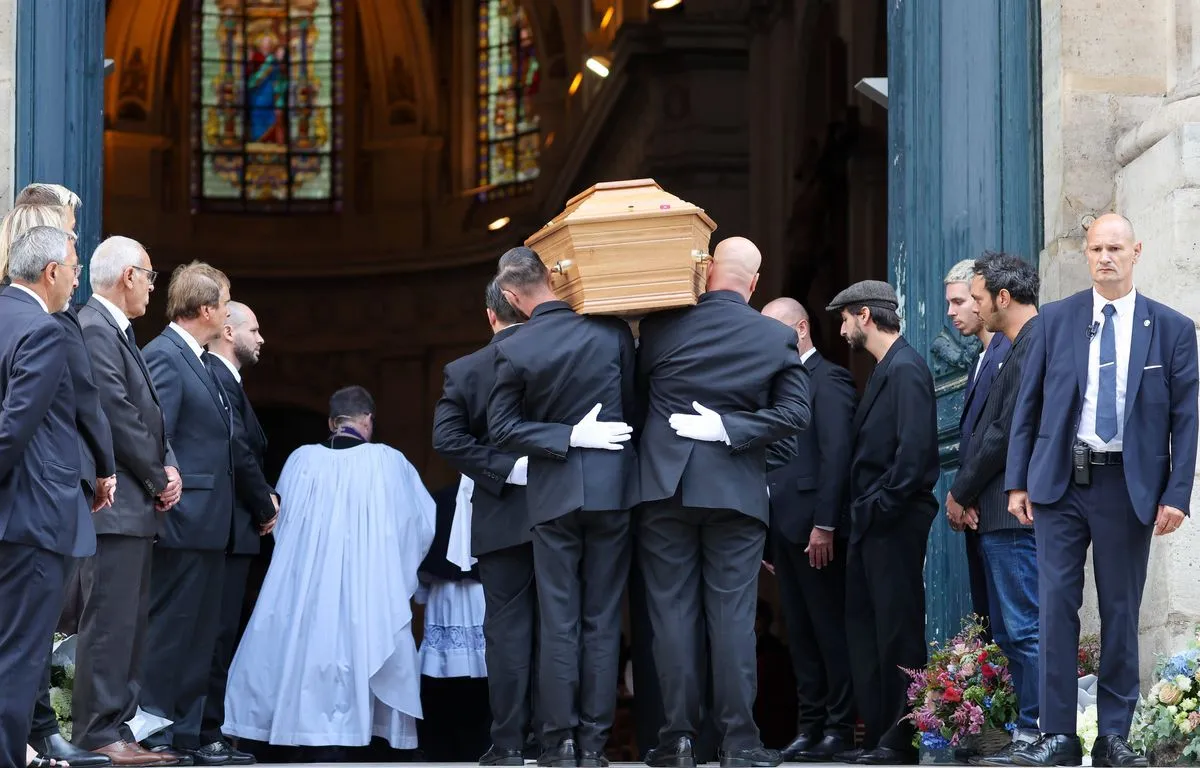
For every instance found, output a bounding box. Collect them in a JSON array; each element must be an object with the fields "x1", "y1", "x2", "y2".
[
  {"x1": 477, "y1": 0, "x2": 540, "y2": 201},
  {"x1": 192, "y1": 0, "x2": 343, "y2": 212}
]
